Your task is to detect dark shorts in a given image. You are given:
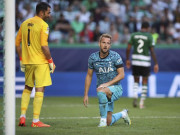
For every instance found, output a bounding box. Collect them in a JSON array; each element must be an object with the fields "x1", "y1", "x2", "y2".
[{"x1": 132, "y1": 66, "x2": 150, "y2": 77}]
